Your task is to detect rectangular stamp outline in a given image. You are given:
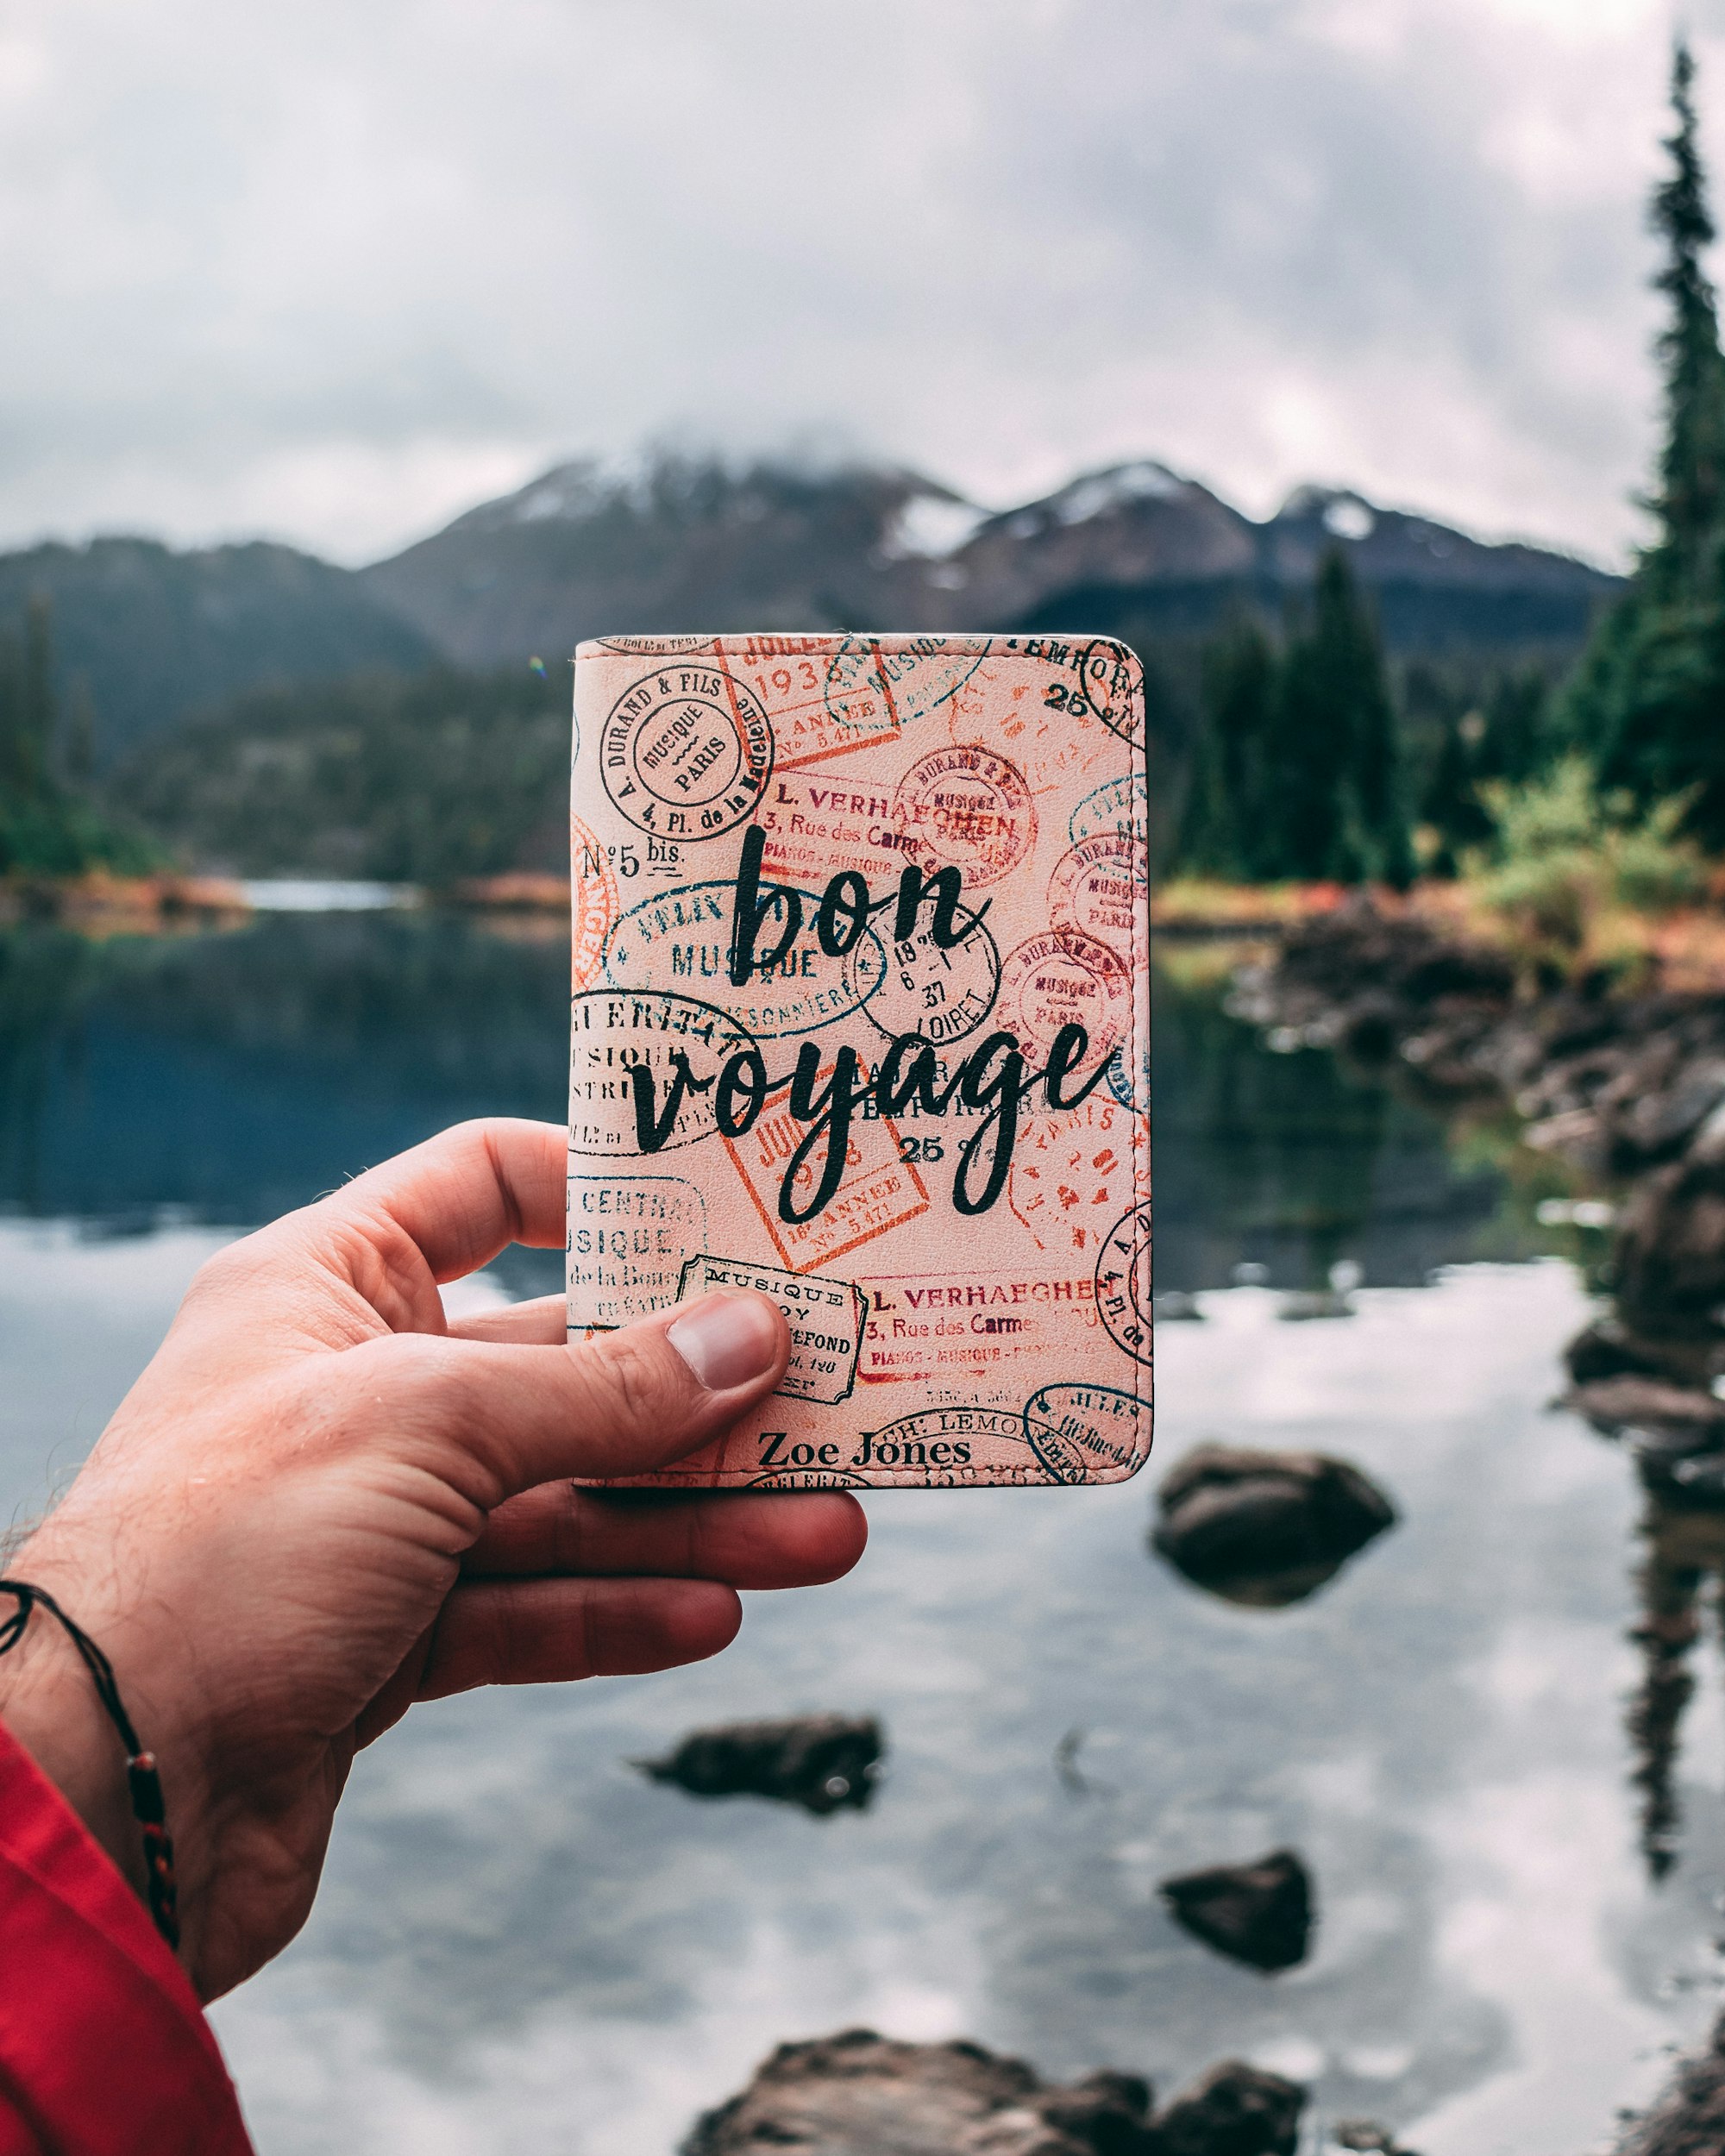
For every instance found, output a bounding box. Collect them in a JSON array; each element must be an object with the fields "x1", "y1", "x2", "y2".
[
  {"x1": 715, "y1": 633, "x2": 902, "y2": 774},
  {"x1": 719, "y1": 1062, "x2": 931, "y2": 1274},
  {"x1": 676, "y1": 1251, "x2": 863, "y2": 1405}
]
